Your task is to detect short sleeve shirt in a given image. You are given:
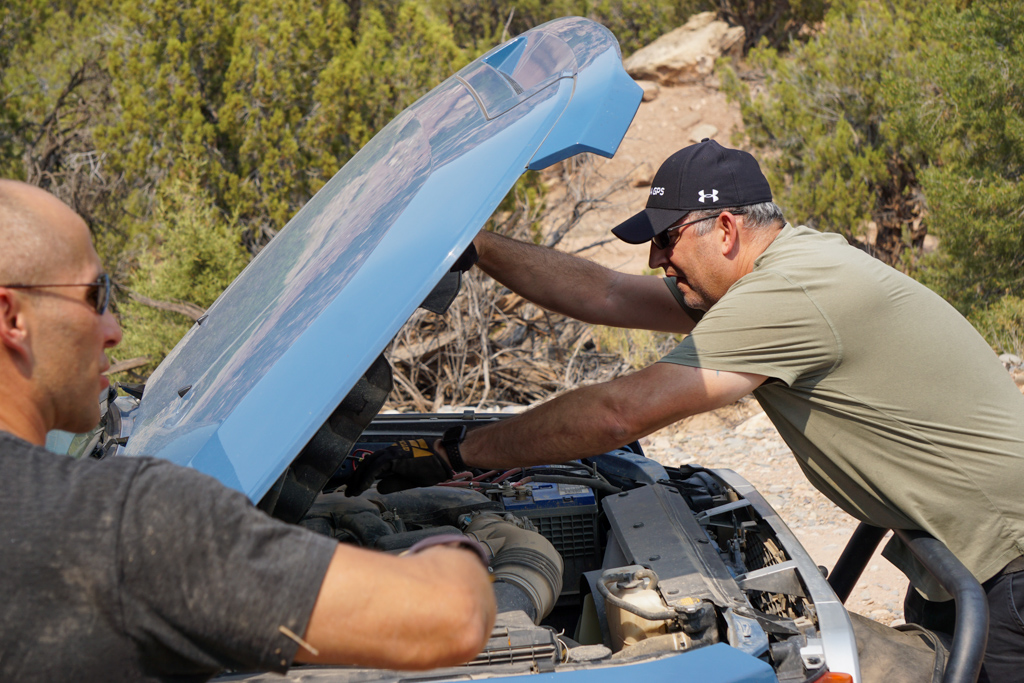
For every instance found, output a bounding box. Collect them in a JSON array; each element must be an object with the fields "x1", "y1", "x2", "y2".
[
  {"x1": 0, "y1": 431, "x2": 338, "y2": 681},
  {"x1": 660, "y1": 225, "x2": 1024, "y2": 599}
]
